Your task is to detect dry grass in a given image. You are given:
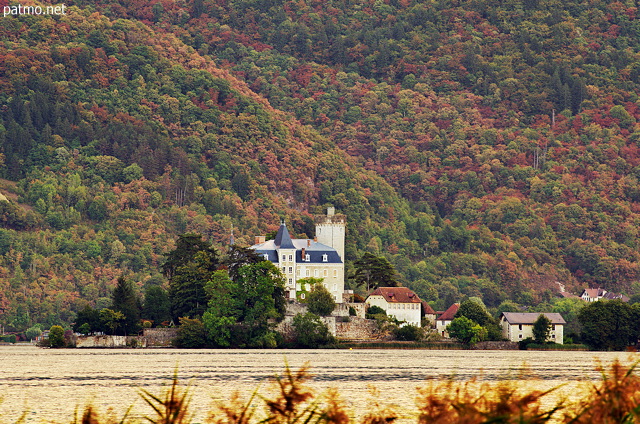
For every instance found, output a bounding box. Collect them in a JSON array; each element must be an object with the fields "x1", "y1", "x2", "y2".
[
  {"x1": 415, "y1": 377, "x2": 561, "y2": 424},
  {"x1": 562, "y1": 359, "x2": 640, "y2": 423},
  {"x1": 65, "y1": 359, "x2": 640, "y2": 424}
]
